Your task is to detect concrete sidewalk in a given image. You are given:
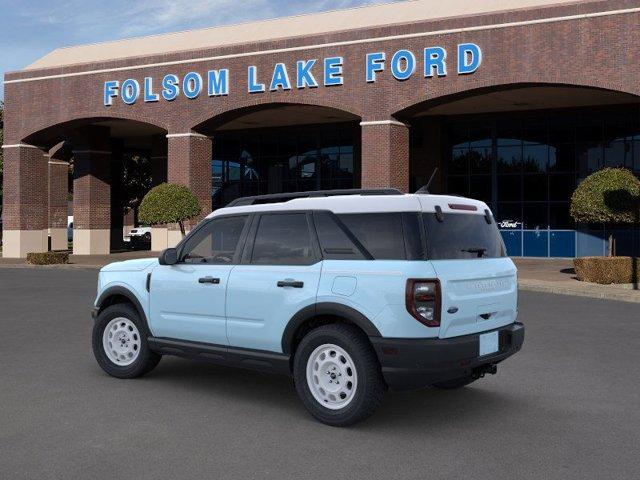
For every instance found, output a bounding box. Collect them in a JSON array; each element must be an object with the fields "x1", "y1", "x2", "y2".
[
  {"x1": 1, "y1": 251, "x2": 639, "y2": 303},
  {"x1": 513, "y1": 258, "x2": 640, "y2": 303}
]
